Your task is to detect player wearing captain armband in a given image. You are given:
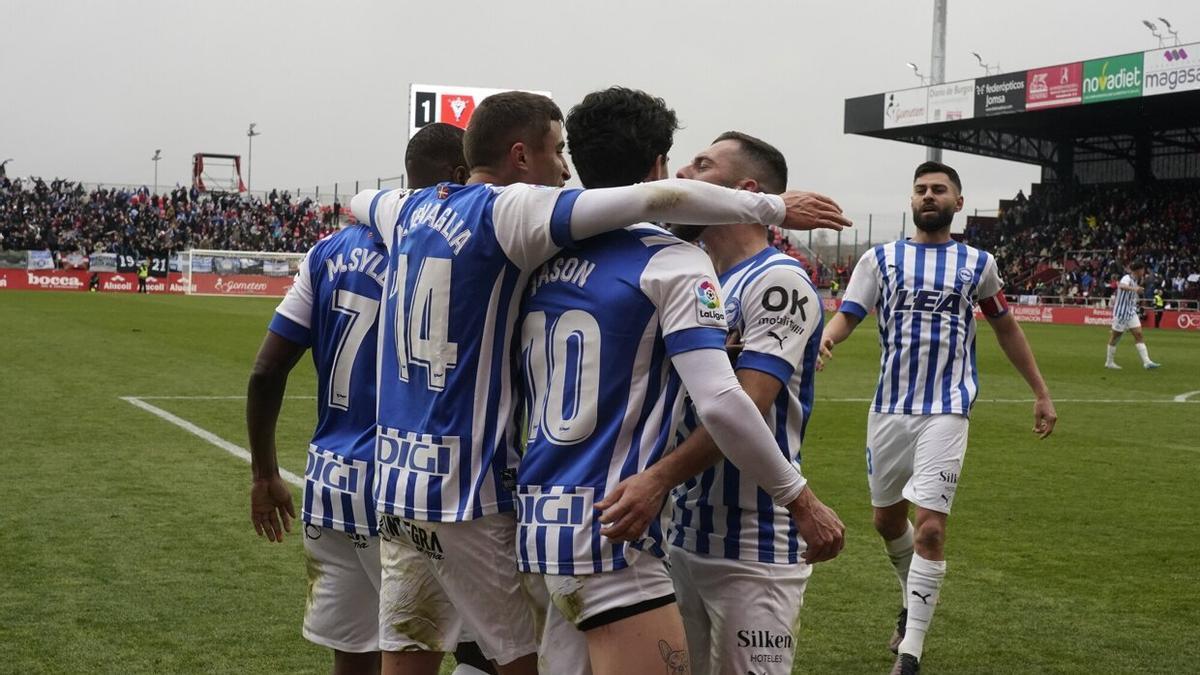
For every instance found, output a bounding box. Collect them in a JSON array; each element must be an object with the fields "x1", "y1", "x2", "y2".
[
  {"x1": 516, "y1": 89, "x2": 845, "y2": 675},
  {"x1": 820, "y1": 161, "x2": 1057, "y2": 675},
  {"x1": 349, "y1": 91, "x2": 850, "y2": 675}
]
